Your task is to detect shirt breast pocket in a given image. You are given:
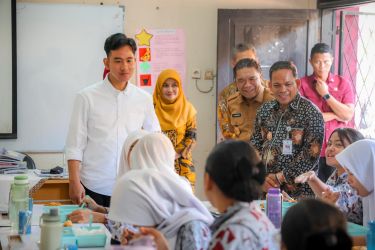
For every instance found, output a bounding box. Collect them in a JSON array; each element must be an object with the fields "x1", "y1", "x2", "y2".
[{"x1": 230, "y1": 113, "x2": 244, "y2": 126}]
